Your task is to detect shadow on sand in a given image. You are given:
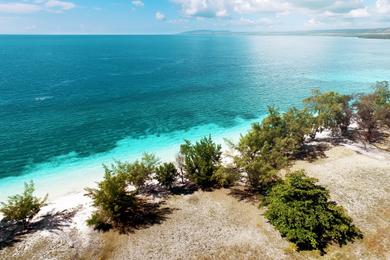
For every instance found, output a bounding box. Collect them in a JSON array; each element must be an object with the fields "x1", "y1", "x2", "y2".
[{"x1": 0, "y1": 207, "x2": 78, "y2": 250}]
